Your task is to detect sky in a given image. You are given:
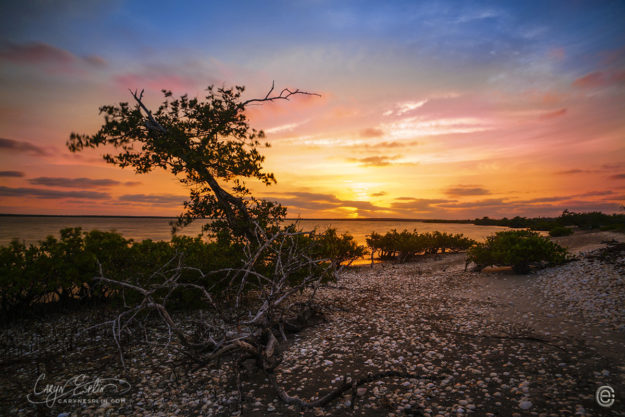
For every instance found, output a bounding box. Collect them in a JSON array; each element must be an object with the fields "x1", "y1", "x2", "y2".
[{"x1": 0, "y1": 0, "x2": 624, "y2": 219}]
